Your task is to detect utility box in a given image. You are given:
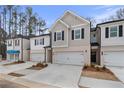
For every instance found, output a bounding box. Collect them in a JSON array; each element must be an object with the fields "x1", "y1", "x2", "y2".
[{"x1": 0, "y1": 55, "x2": 2, "y2": 61}]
